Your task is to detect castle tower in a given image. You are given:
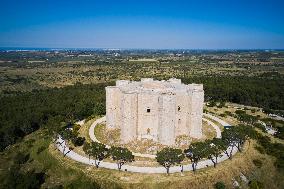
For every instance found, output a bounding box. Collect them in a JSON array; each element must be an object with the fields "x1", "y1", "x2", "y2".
[
  {"x1": 187, "y1": 84, "x2": 204, "y2": 138},
  {"x1": 158, "y1": 94, "x2": 176, "y2": 145},
  {"x1": 120, "y1": 92, "x2": 137, "y2": 143},
  {"x1": 105, "y1": 78, "x2": 204, "y2": 145}
]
